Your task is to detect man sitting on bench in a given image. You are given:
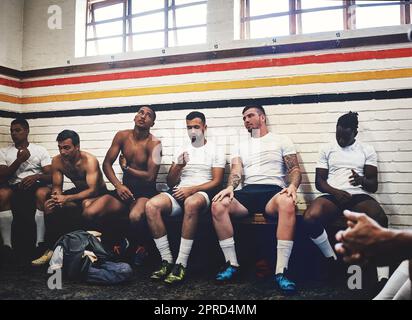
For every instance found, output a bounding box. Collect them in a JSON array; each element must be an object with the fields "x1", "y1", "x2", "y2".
[
  {"x1": 212, "y1": 105, "x2": 302, "y2": 294},
  {"x1": 303, "y1": 111, "x2": 389, "y2": 288},
  {"x1": 31, "y1": 130, "x2": 107, "y2": 266},
  {"x1": 145, "y1": 111, "x2": 225, "y2": 284},
  {"x1": 0, "y1": 118, "x2": 51, "y2": 262}
]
